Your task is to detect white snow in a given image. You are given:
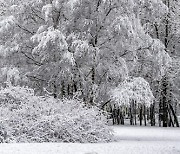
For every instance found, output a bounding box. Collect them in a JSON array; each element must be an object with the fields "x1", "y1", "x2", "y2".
[{"x1": 0, "y1": 126, "x2": 180, "y2": 154}]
